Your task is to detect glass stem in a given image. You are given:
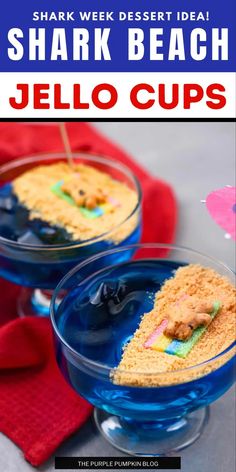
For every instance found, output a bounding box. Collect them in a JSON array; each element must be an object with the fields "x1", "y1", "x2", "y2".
[{"x1": 17, "y1": 287, "x2": 53, "y2": 317}]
